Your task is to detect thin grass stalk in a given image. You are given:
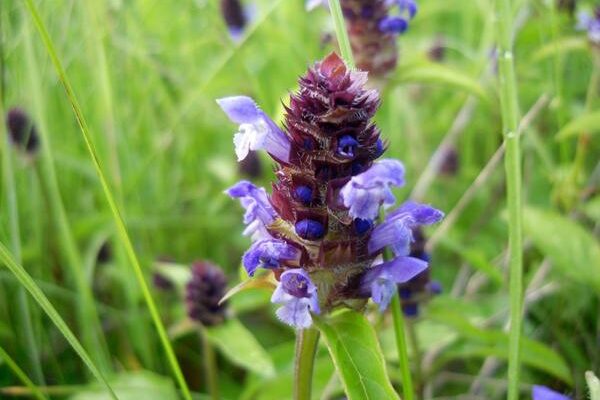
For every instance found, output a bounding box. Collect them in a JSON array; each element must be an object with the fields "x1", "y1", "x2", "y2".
[
  {"x1": 391, "y1": 294, "x2": 415, "y2": 400},
  {"x1": 21, "y1": 13, "x2": 111, "y2": 372},
  {"x1": 494, "y1": 0, "x2": 523, "y2": 399},
  {"x1": 81, "y1": 0, "x2": 156, "y2": 368},
  {"x1": 0, "y1": 10, "x2": 45, "y2": 384},
  {"x1": 201, "y1": 332, "x2": 220, "y2": 400},
  {"x1": 0, "y1": 242, "x2": 118, "y2": 400},
  {"x1": 294, "y1": 327, "x2": 320, "y2": 400},
  {"x1": 327, "y1": 0, "x2": 355, "y2": 69},
  {"x1": 23, "y1": 1, "x2": 192, "y2": 398},
  {"x1": 0, "y1": 345, "x2": 47, "y2": 400}
]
